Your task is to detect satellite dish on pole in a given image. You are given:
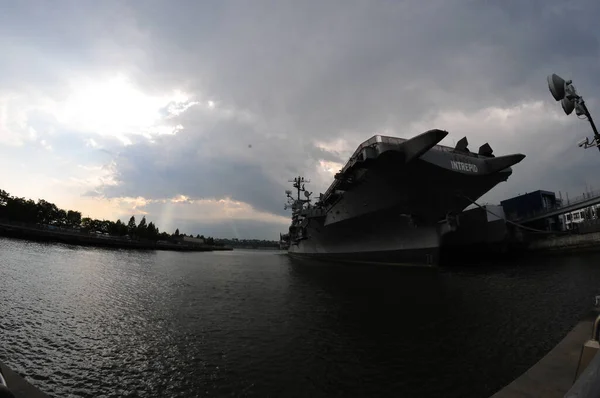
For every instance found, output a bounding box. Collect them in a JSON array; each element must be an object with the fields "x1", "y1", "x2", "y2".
[
  {"x1": 546, "y1": 73, "x2": 600, "y2": 152},
  {"x1": 548, "y1": 73, "x2": 567, "y2": 101},
  {"x1": 561, "y1": 97, "x2": 575, "y2": 115}
]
